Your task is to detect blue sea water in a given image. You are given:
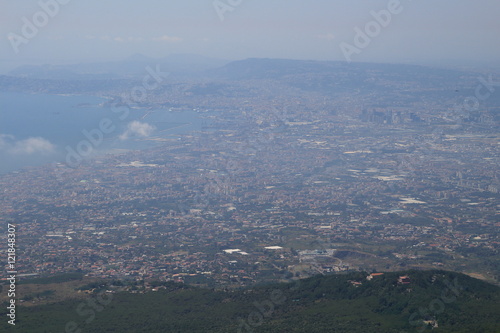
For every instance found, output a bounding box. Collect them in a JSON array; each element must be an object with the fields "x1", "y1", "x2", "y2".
[{"x1": 0, "y1": 92, "x2": 207, "y2": 173}]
